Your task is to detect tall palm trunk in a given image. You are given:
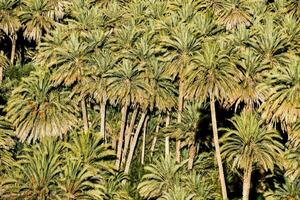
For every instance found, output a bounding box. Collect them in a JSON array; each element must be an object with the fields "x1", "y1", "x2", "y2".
[
  {"x1": 242, "y1": 159, "x2": 253, "y2": 200},
  {"x1": 176, "y1": 80, "x2": 184, "y2": 163},
  {"x1": 10, "y1": 35, "x2": 16, "y2": 65},
  {"x1": 210, "y1": 93, "x2": 228, "y2": 200},
  {"x1": 141, "y1": 116, "x2": 148, "y2": 165},
  {"x1": 165, "y1": 112, "x2": 170, "y2": 159},
  {"x1": 150, "y1": 124, "x2": 160, "y2": 156},
  {"x1": 100, "y1": 97, "x2": 107, "y2": 143},
  {"x1": 188, "y1": 141, "x2": 196, "y2": 170},
  {"x1": 115, "y1": 104, "x2": 128, "y2": 170},
  {"x1": 121, "y1": 108, "x2": 139, "y2": 166},
  {"x1": 81, "y1": 99, "x2": 88, "y2": 133},
  {"x1": 124, "y1": 111, "x2": 147, "y2": 174},
  {"x1": 0, "y1": 66, "x2": 3, "y2": 84}
]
